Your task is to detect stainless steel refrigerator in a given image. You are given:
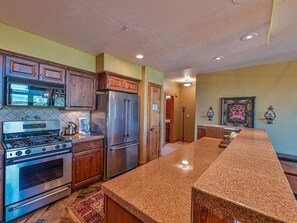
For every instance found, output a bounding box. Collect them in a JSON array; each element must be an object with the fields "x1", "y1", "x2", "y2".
[{"x1": 91, "y1": 91, "x2": 140, "y2": 179}]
